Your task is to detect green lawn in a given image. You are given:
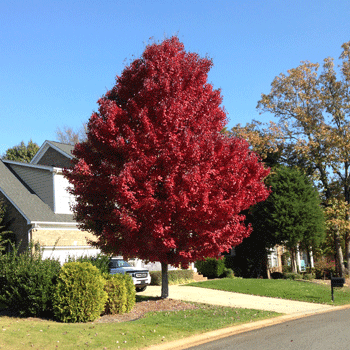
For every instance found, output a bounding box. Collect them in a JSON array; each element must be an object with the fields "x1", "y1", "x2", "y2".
[
  {"x1": 186, "y1": 278, "x2": 350, "y2": 305},
  {"x1": 0, "y1": 300, "x2": 279, "y2": 350}
]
